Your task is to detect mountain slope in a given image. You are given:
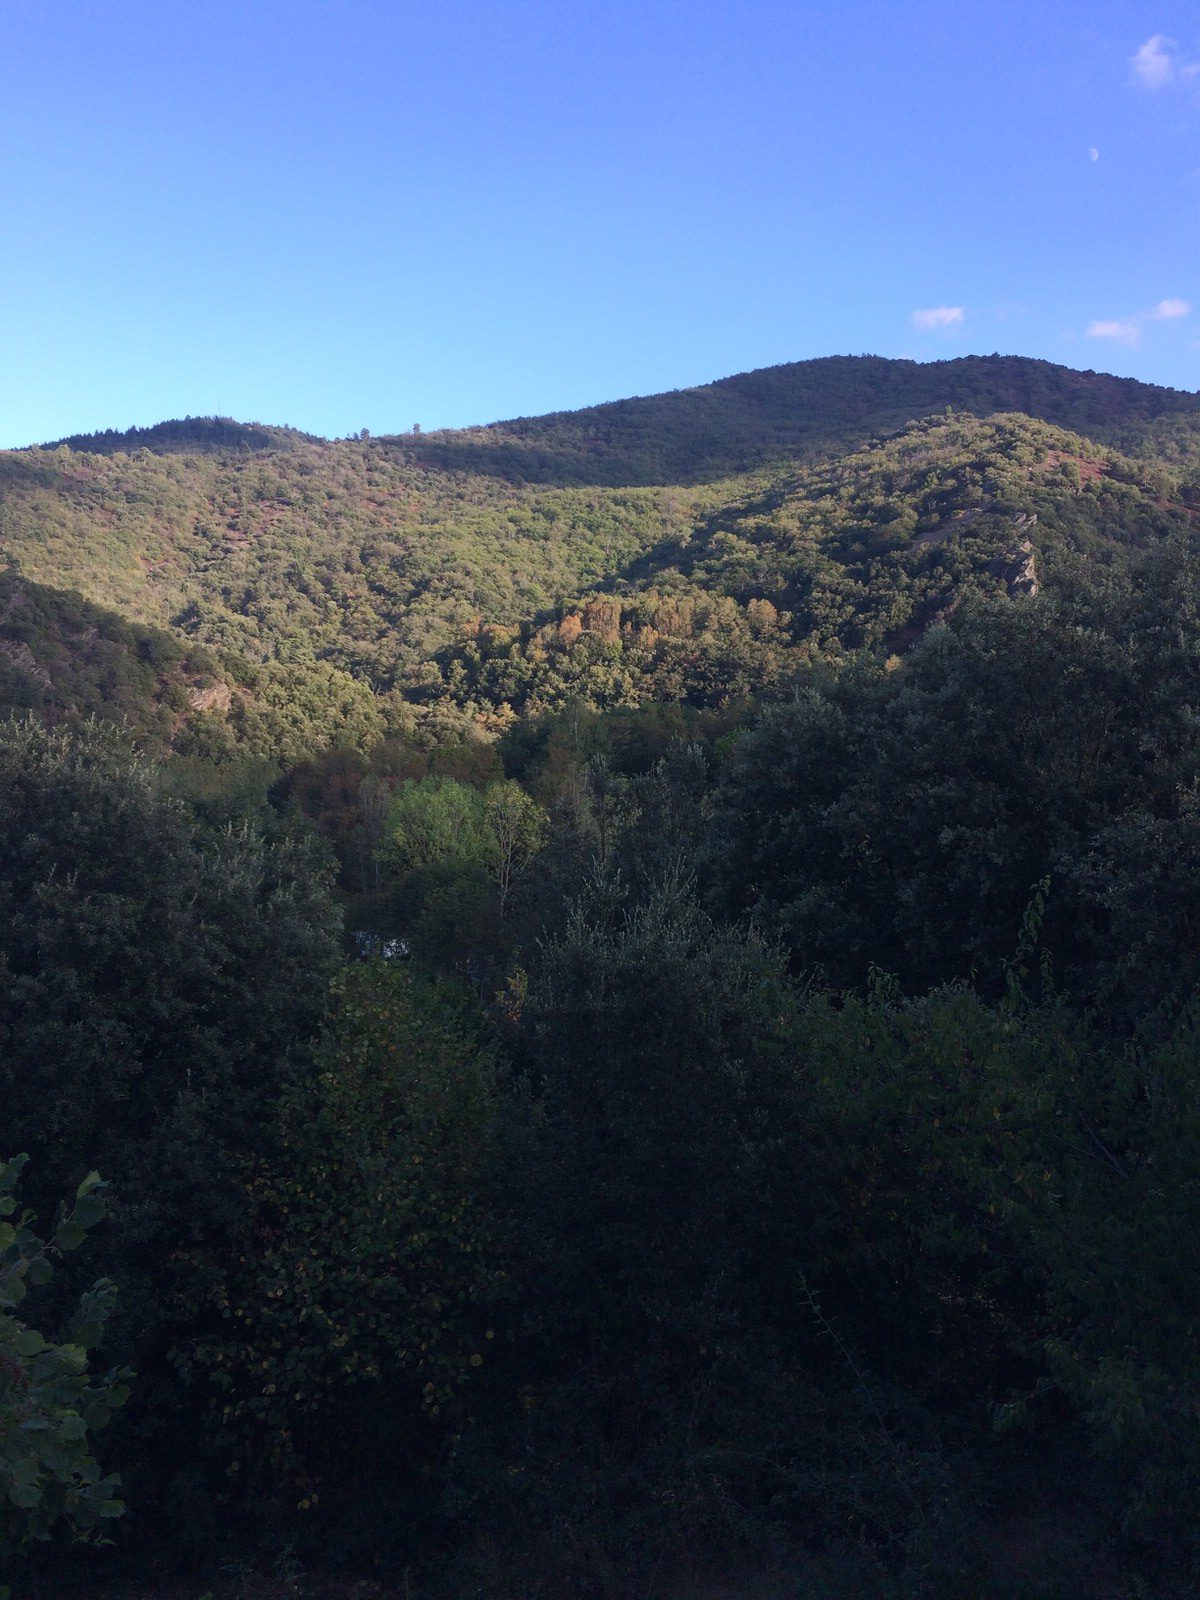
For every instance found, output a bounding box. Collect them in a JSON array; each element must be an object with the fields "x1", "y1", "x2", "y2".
[
  {"x1": 375, "y1": 353, "x2": 1200, "y2": 486},
  {"x1": 426, "y1": 408, "x2": 1196, "y2": 721},
  {"x1": 0, "y1": 571, "x2": 236, "y2": 752},
  {"x1": 44, "y1": 416, "x2": 320, "y2": 455},
  {"x1": 2, "y1": 355, "x2": 1197, "y2": 751}
]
